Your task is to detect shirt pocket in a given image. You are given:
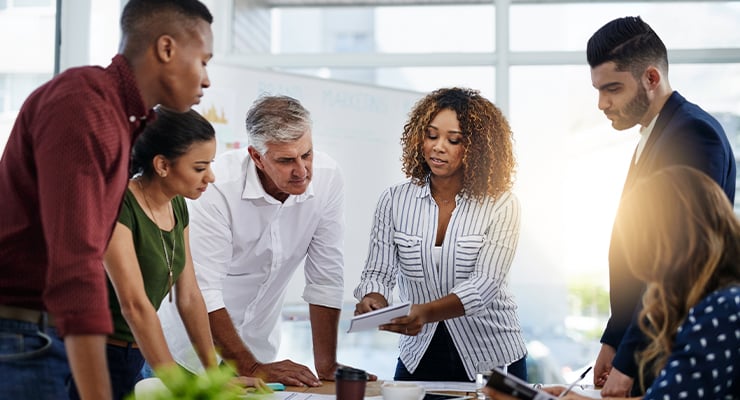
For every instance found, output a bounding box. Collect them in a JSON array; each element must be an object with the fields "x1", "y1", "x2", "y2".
[
  {"x1": 454, "y1": 234, "x2": 485, "y2": 280},
  {"x1": 393, "y1": 232, "x2": 425, "y2": 280}
]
